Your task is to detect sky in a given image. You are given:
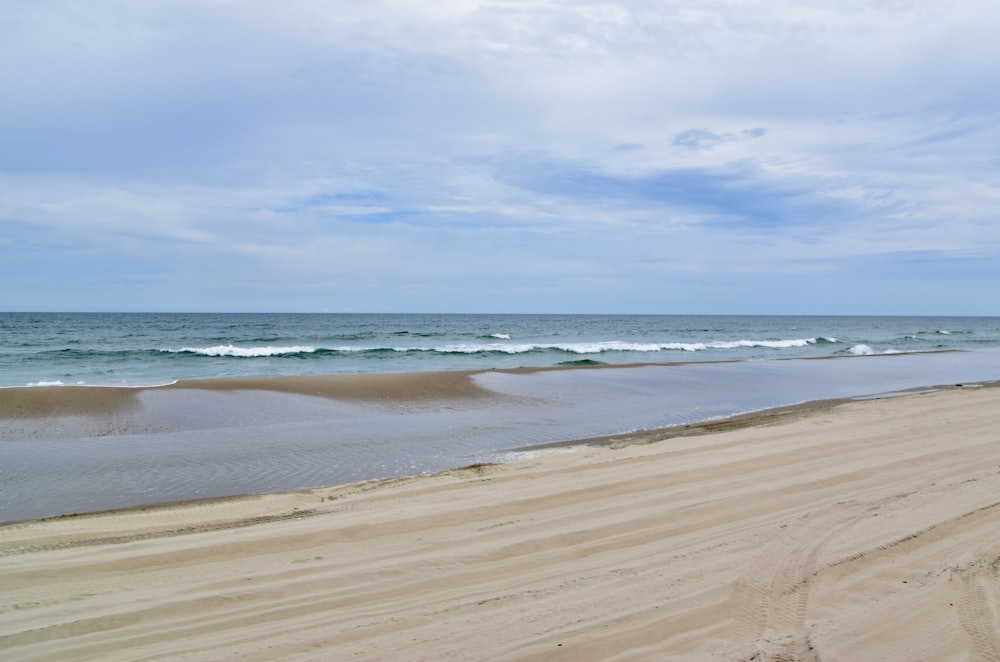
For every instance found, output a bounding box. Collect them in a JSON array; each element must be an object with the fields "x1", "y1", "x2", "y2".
[{"x1": 2, "y1": 1, "x2": 999, "y2": 315}]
